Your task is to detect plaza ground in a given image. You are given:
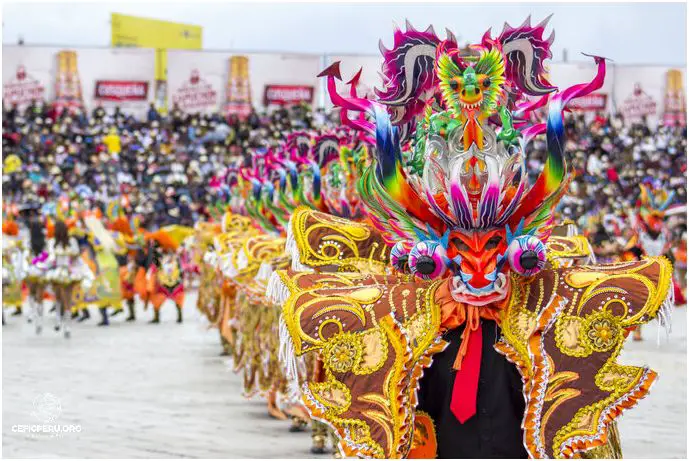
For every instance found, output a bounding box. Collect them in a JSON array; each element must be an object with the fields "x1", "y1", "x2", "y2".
[{"x1": 2, "y1": 293, "x2": 686, "y2": 458}]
